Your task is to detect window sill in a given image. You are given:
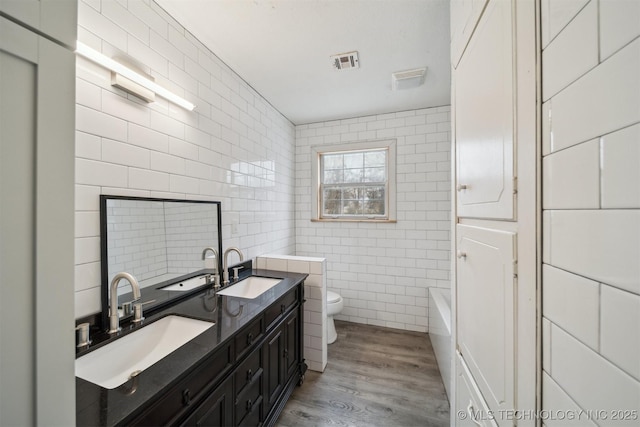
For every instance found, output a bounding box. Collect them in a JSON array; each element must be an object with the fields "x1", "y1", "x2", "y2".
[{"x1": 311, "y1": 218, "x2": 397, "y2": 223}]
